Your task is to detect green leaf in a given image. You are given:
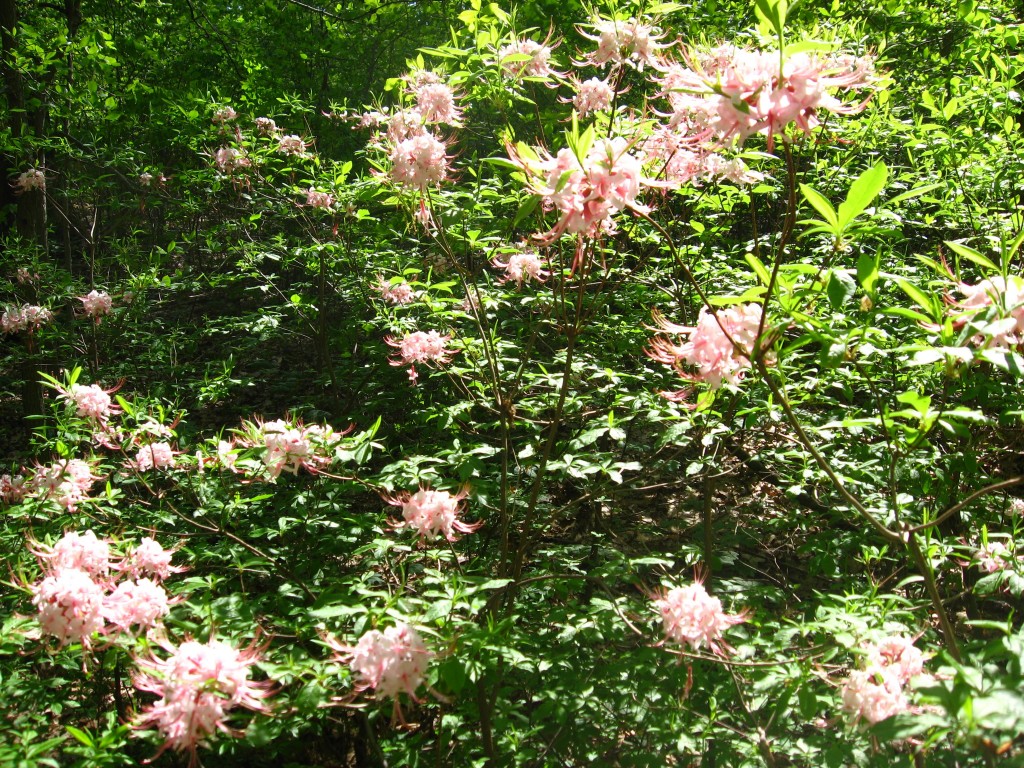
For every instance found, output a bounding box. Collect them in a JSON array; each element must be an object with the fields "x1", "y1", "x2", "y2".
[
  {"x1": 800, "y1": 184, "x2": 838, "y2": 229},
  {"x1": 893, "y1": 278, "x2": 936, "y2": 316},
  {"x1": 826, "y1": 270, "x2": 857, "y2": 309},
  {"x1": 856, "y1": 251, "x2": 880, "y2": 293},
  {"x1": 837, "y1": 161, "x2": 887, "y2": 230},
  {"x1": 744, "y1": 253, "x2": 772, "y2": 285},
  {"x1": 945, "y1": 240, "x2": 998, "y2": 272}
]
